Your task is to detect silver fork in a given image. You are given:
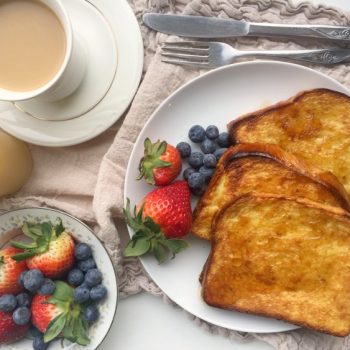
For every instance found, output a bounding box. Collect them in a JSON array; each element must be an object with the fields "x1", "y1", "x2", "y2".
[{"x1": 161, "y1": 41, "x2": 350, "y2": 69}]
